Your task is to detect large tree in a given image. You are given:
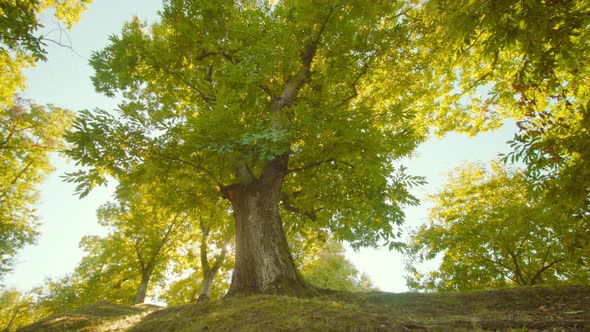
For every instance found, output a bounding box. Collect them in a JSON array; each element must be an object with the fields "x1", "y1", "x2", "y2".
[
  {"x1": 68, "y1": 0, "x2": 556, "y2": 294},
  {"x1": 65, "y1": 0, "x2": 441, "y2": 296}
]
